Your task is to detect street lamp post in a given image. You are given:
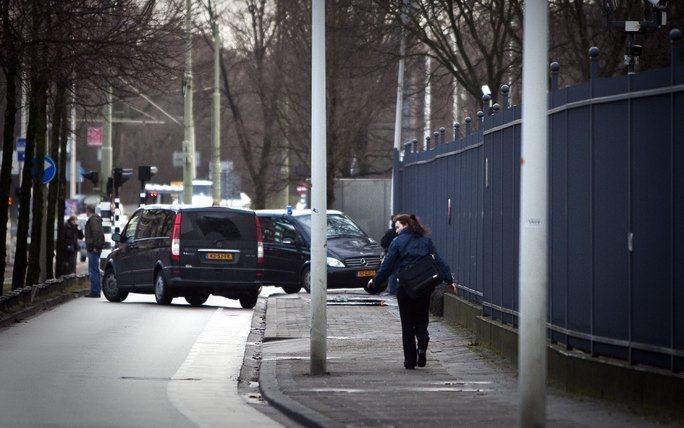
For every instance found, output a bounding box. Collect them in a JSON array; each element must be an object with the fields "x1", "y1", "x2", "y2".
[
  {"x1": 211, "y1": 22, "x2": 221, "y2": 206},
  {"x1": 518, "y1": 0, "x2": 549, "y2": 426},
  {"x1": 310, "y1": 0, "x2": 328, "y2": 376},
  {"x1": 182, "y1": 0, "x2": 196, "y2": 205}
]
